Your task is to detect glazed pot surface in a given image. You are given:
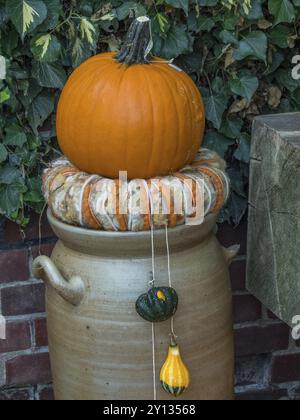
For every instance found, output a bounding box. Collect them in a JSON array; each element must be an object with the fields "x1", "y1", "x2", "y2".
[{"x1": 35, "y1": 211, "x2": 235, "y2": 400}]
